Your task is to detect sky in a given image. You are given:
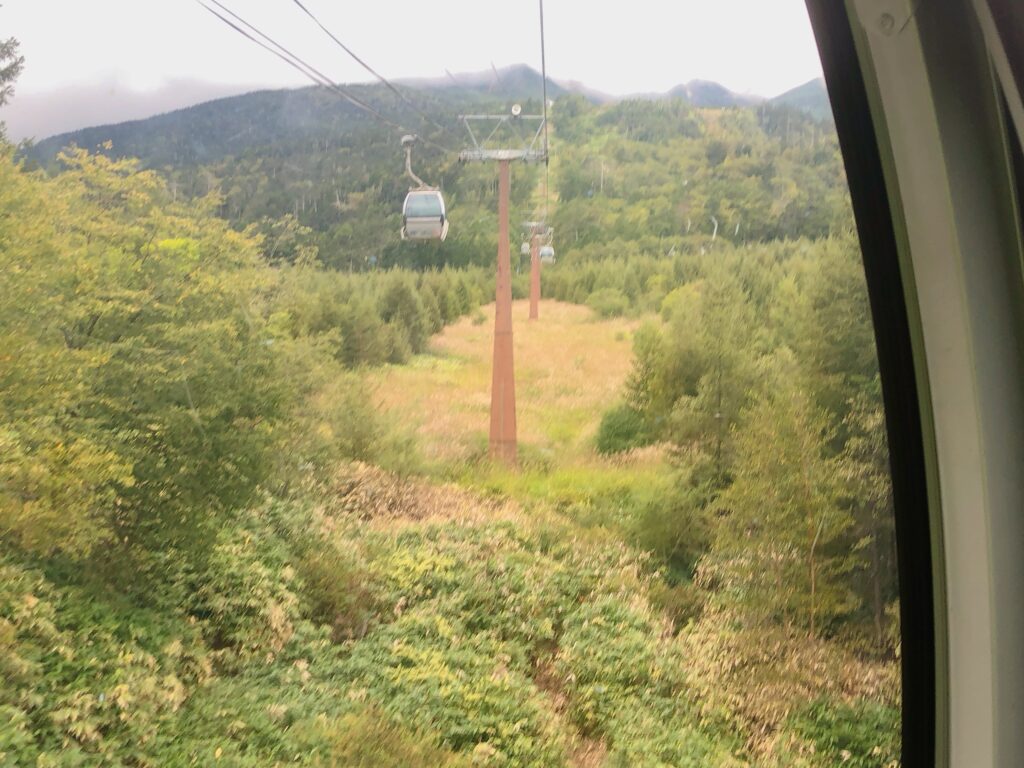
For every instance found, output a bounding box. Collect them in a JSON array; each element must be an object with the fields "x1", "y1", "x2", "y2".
[{"x1": 1, "y1": 0, "x2": 823, "y2": 139}]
